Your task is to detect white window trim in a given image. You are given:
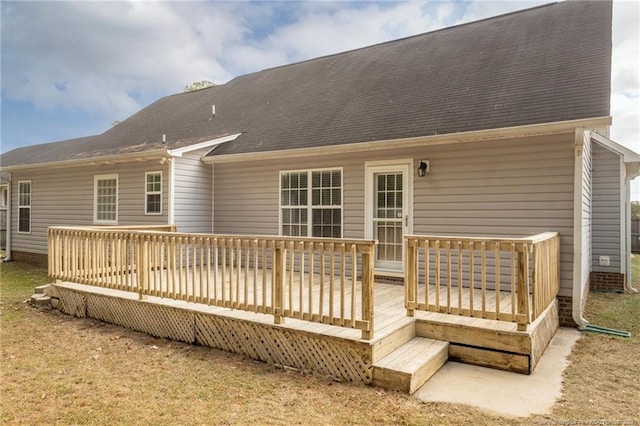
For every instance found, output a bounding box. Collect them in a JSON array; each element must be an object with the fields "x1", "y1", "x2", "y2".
[
  {"x1": 94, "y1": 174, "x2": 119, "y2": 225},
  {"x1": 145, "y1": 171, "x2": 163, "y2": 215},
  {"x1": 278, "y1": 167, "x2": 343, "y2": 238},
  {"x1": 0, "y1": 186, "x2": 7, "y2": 209},
  {"x1": 17, "y1": 180, "x2": 31, "y2": 234}
]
